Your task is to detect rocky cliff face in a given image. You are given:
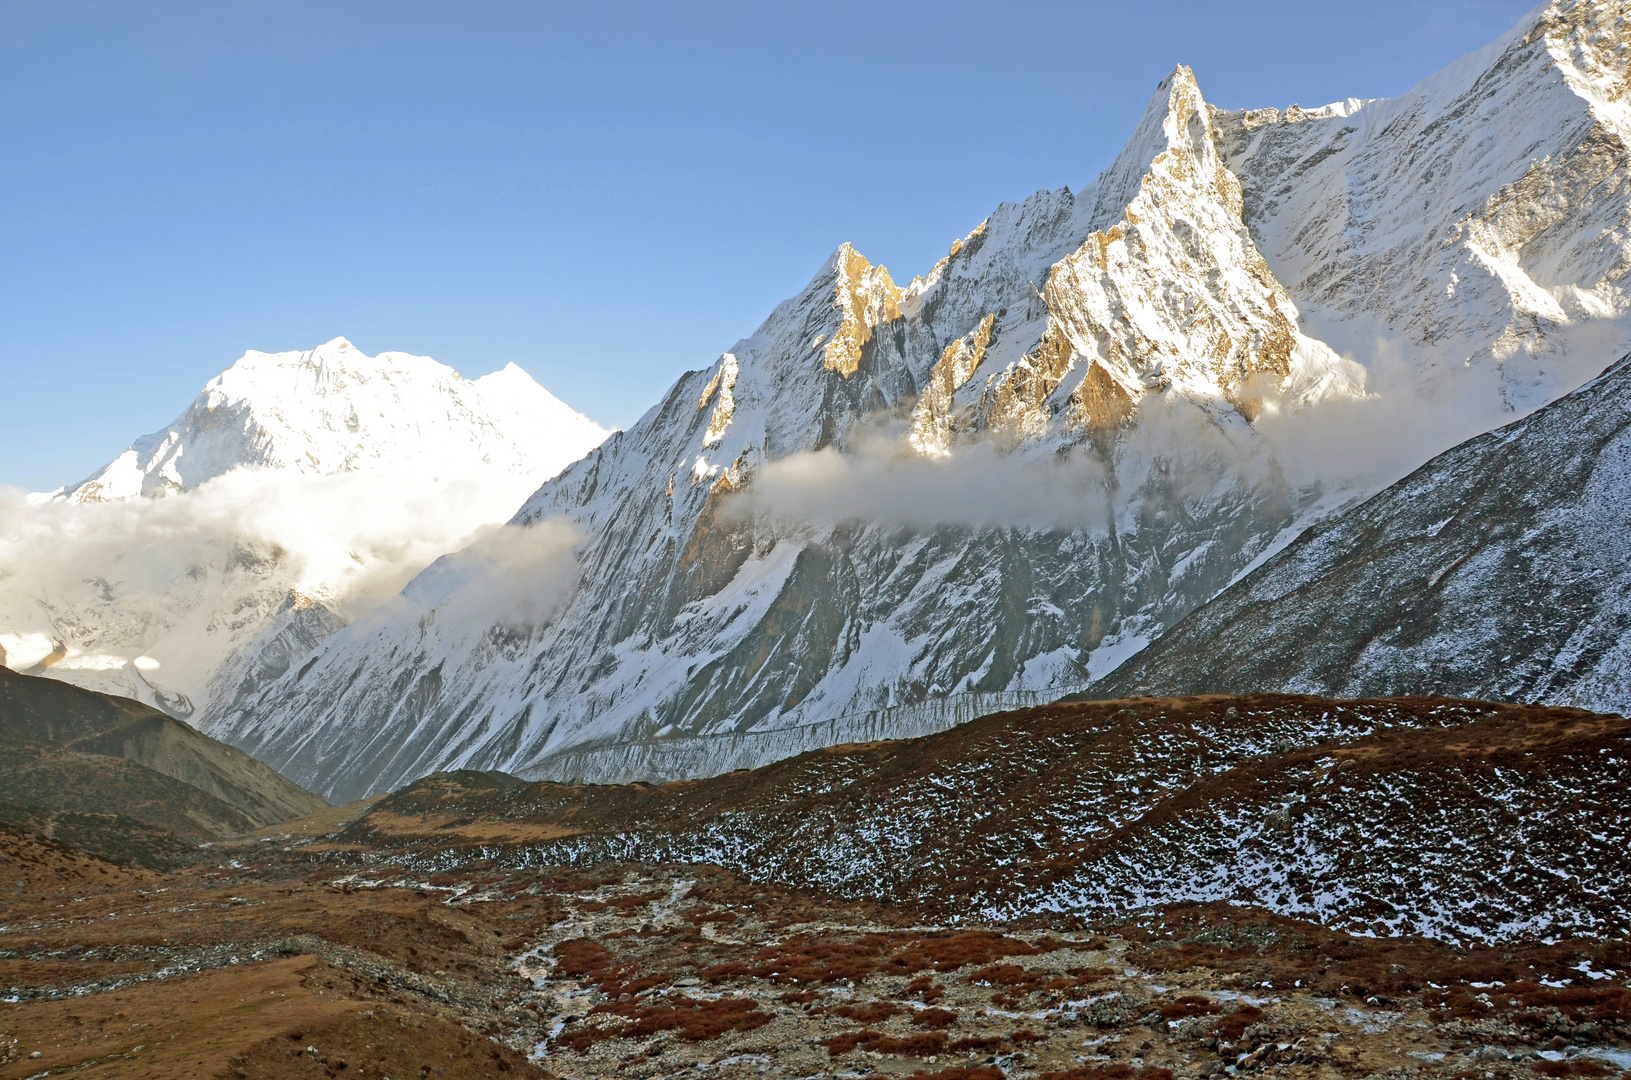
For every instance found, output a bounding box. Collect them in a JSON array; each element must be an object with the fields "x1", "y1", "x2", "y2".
[
  {"x1": 1088, "y1": 350, "x2": 1631, "y2": 713},
  {"x1": 0, "y1": 339, "x2": 607, "y2": 720},
  {"x1": 216, "y1": 1, "x2": 1631, "y2": 802},
  {"x1": 1214, "y1": 0, "x2": 1631, "y2": 419}
]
